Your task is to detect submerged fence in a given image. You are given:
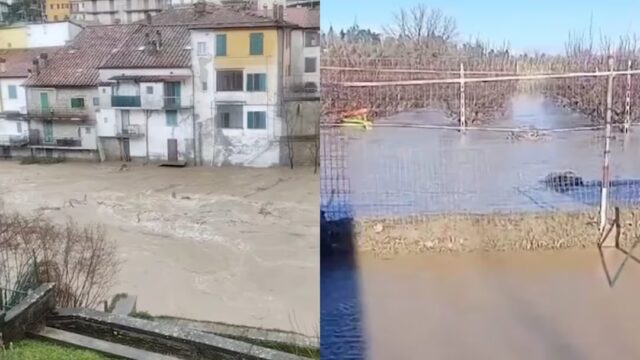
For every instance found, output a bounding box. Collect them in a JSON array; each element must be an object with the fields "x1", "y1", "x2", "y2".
[{"x1": 321, "y1": 56, "x2": 640, "y2": 255}]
